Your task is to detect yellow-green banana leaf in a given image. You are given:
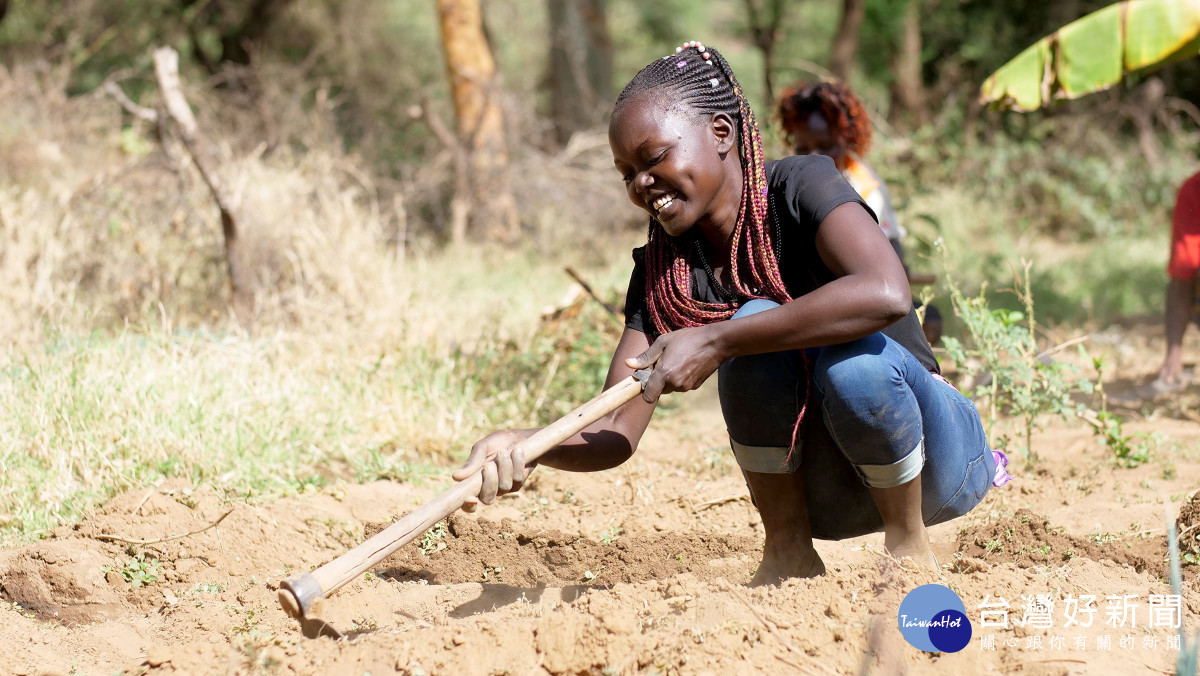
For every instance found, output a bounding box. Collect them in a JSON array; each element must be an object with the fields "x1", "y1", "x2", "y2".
[{"x1": 981, "y1": 0, "x2": 1200, "y2": 111}]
